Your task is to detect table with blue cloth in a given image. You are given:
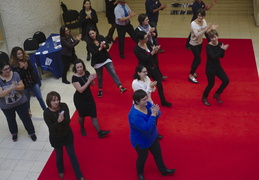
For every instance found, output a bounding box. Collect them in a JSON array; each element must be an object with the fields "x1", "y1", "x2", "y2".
[{"x1": 30, "y1": 34, "x2": 63, "y2": 78}]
